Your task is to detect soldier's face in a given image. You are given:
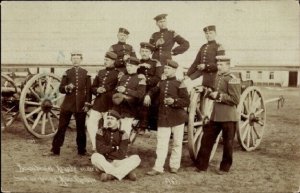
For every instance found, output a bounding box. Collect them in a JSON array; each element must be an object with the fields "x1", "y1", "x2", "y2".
[
  {"x1": 164, "y1": 66, "x2": 176, "y2": 77},
  {"x1": 156, "y1": 19, "x2": 167, "y2": 29},
  {"x1": 140, "y1": 48, "x2": 152, "y2": 59},
  {"x1": 117, "y1": 32, "x2": 128, "y2": 42},
  {"x1": 71, "y1": 55, "x2": 82, "y2": 66},
  {"x1": 106, "y1": 116, "x2": 119, "y2": 129},
  {"x1": 104, "y1": 57, "x2": 115, "y2": 68},
  {"x1": 126, "y1": 63, "x2": 138, "y2": 74},
  {"x1": 205, "y1": 31, "x2": 216, "y2": 41},
  {"x1": 217, "y1": 61, "x2": 230, "y2": 74}
]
